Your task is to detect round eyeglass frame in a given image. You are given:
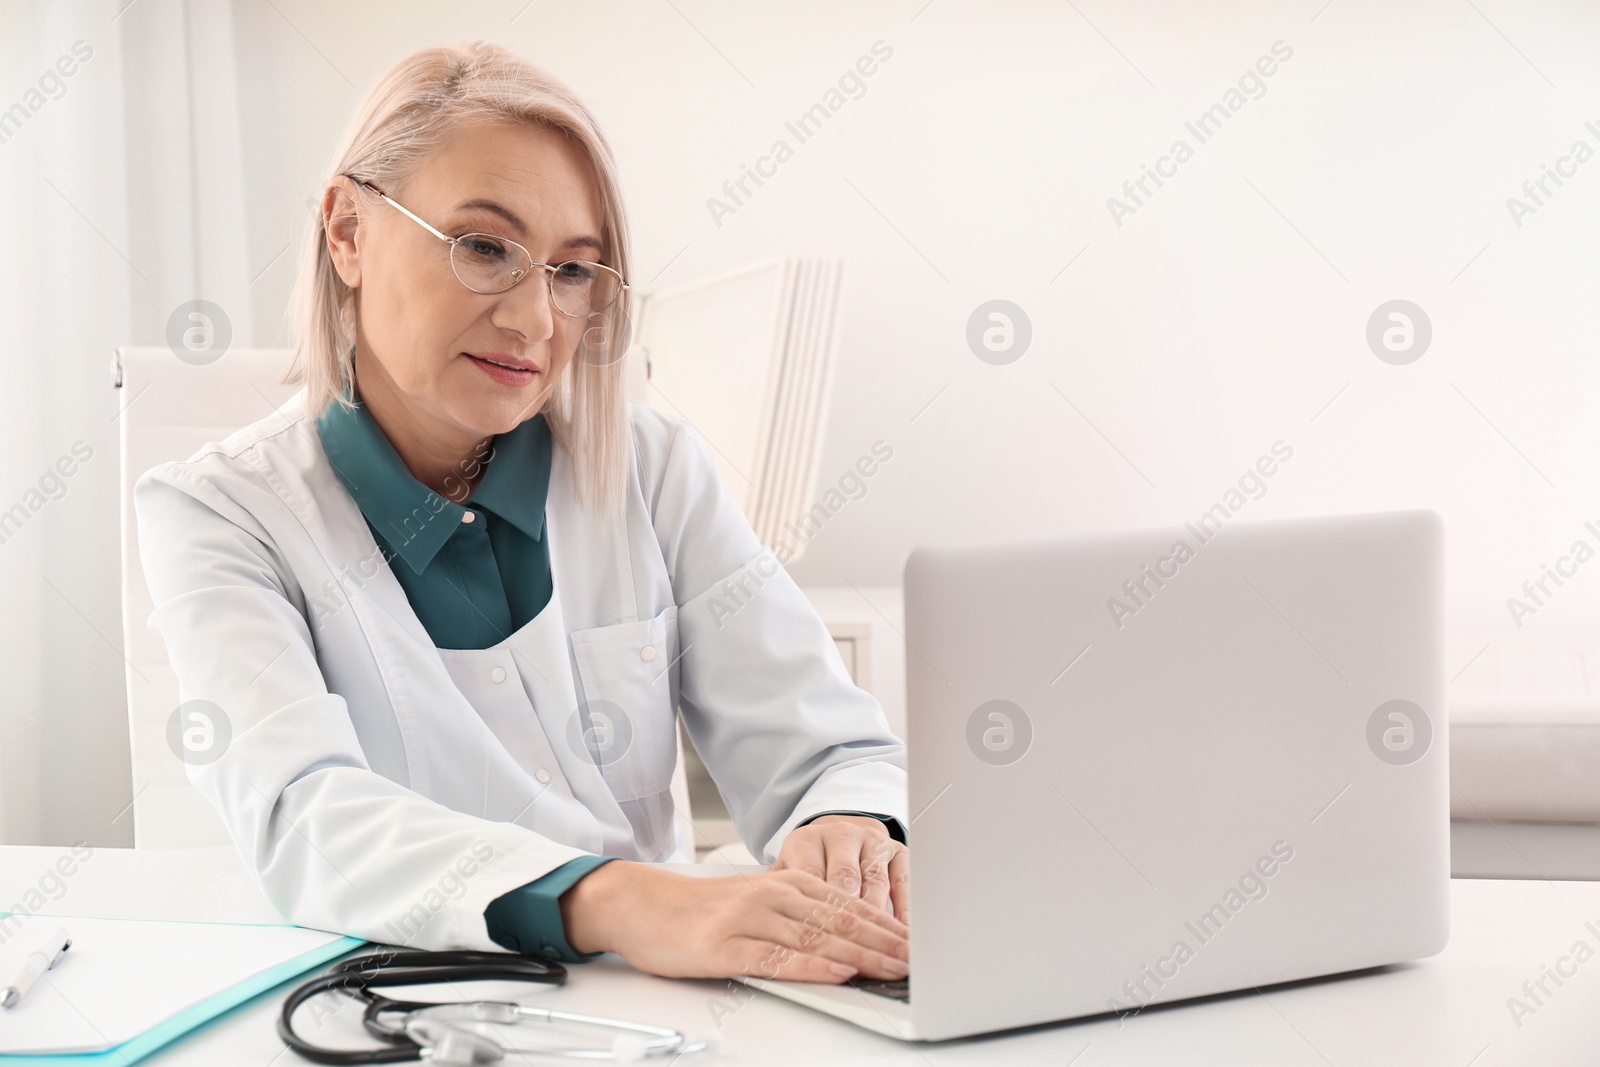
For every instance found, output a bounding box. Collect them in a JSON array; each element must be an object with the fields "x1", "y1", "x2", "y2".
[{"x1": 339, "y1": 174, "x2": 628, "y2": 315}]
